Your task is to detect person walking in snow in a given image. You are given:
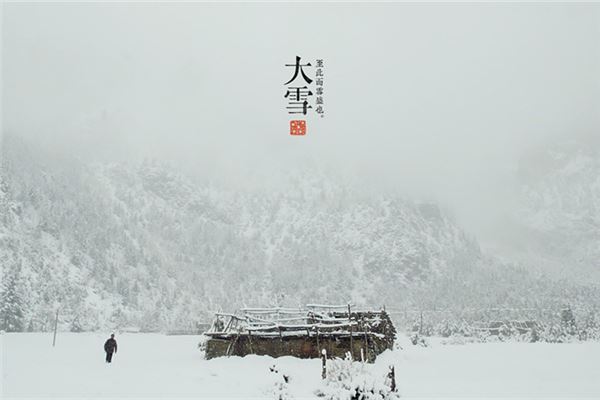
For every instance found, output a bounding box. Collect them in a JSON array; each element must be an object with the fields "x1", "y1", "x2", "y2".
[{"x1": 104, "y1": 333, "x2": 118, "y2": 363}]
